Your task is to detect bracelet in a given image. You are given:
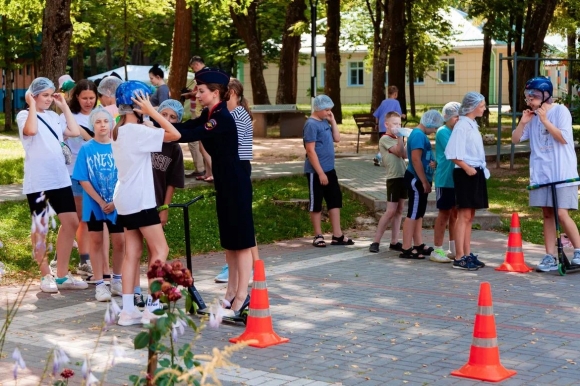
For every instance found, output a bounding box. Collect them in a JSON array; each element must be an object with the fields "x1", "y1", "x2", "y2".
[{"x1": 157, "y1": 204, "x2": 169, "y2": 212}]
